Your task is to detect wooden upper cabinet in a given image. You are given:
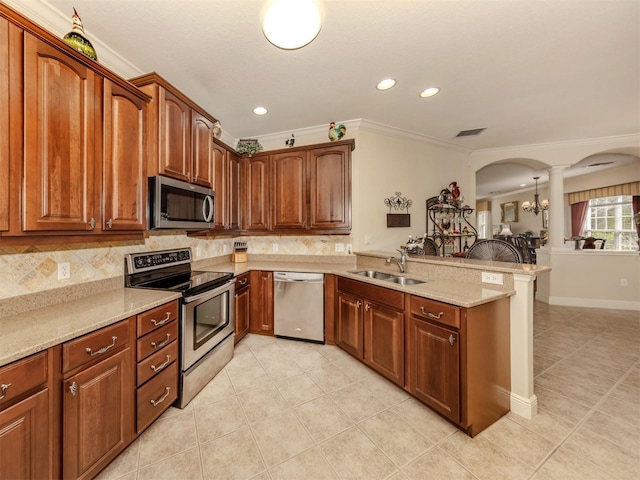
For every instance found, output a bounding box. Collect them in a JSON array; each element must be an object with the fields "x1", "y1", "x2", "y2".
[
  {"x1": 271, "y1": 151, "x2": 307, "y2": 230},
  {"x1": 191, "y1": 111, "x2": 214, "y2": 187},
  {"x1": 130, "y1": 73, "x2": 218, "y2": 188},
  {"x1": 22, "y1": 34, "x2": 96, "y2": 232},
  {"x1": 212, "y1": 142, "x2": 240, "y2": 231},
  {"x1": 159, "y1": 89, "x2": 191, "y2": 182},
  {"x1": 0, "y1": 17, "x2": 9, "y2": 232},
  {"x1": 242, "y1": 156, "x2": 270, "y2": 231},
  {"x1": 309, "y1": 144, "x2": 351, "y2": 231},
  {"x1": 102, "y1": 79, "x2": 147, "y2": 231}
]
